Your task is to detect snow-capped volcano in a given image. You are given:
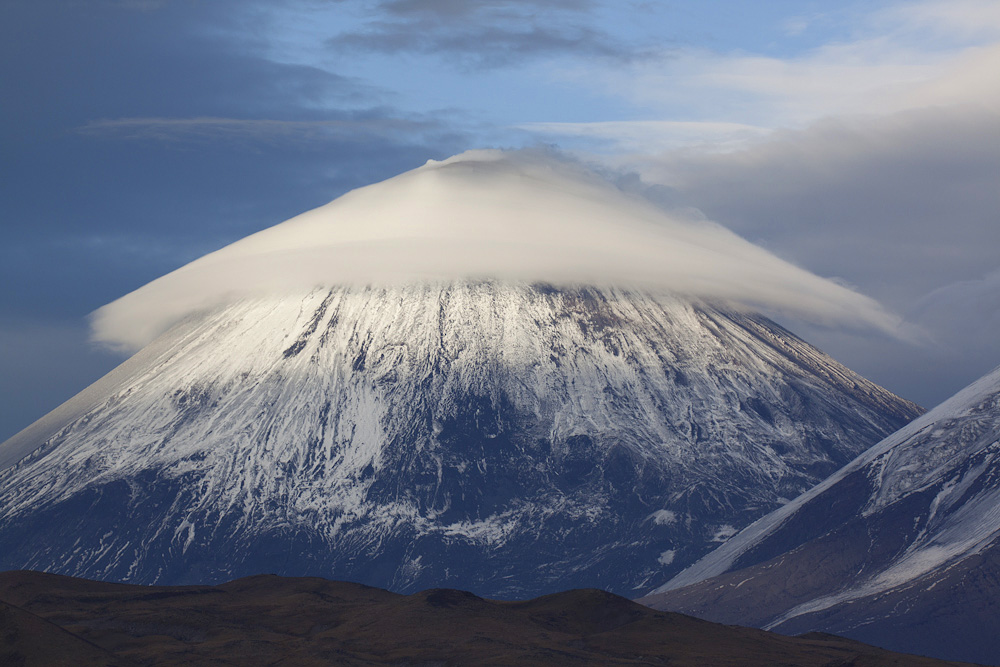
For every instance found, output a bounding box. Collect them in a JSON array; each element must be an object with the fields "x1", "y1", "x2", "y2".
[
  {"x1": 0, "y1": 151, "x2": 920, "y2": 597},
  {"x1": 641, "y1": 364, "x2": 1000, "y2": 663}
]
